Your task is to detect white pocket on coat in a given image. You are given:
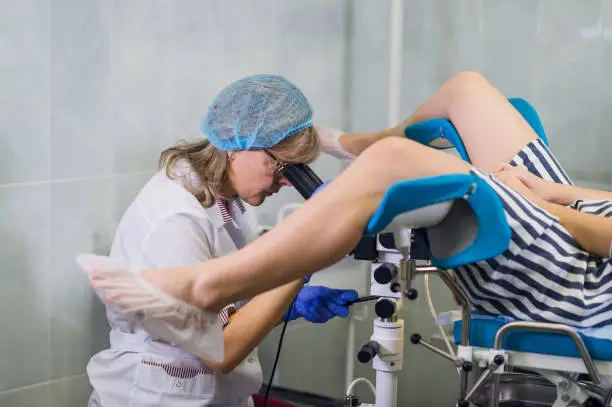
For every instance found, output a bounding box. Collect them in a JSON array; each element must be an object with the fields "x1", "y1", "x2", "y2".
[{"x1": 131, "y1": 357, "x2": 217, "y2": 406}]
